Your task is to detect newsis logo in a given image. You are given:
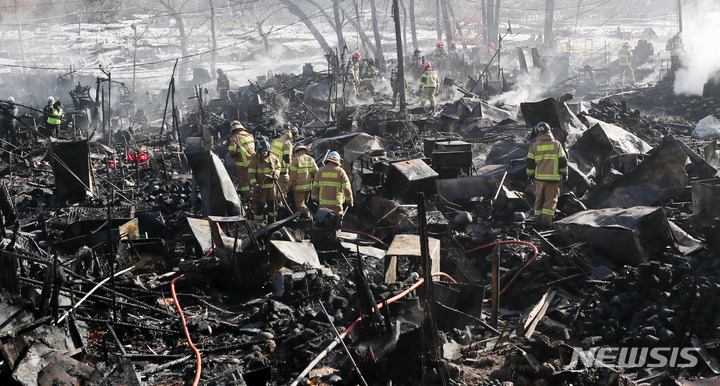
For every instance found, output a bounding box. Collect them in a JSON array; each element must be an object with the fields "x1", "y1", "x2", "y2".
[{"x1": 571, "y1": 347, "x2": 700, "y2": 368}]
